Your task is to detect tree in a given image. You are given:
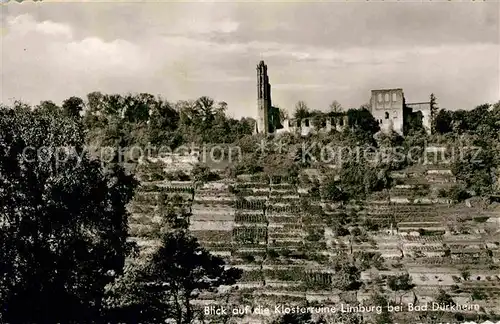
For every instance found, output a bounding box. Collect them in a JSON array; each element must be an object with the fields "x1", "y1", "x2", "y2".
[
  {"x1": 322, "y1": 174, "x2": 348, "y2": 202},
  {"x1": 157, "y1": 193, "x2": 191, "y2": 230},
  {"x1": 329, "y1": 100, "x2": 343, "y2": 113},
  {"x1": 445, "y1": 185, "x2": 471, "y2": 202},
  {"x1": 0, "y1": 106, "x2": 137, "y2": 322},
  {"x1": 36, "y1": 100, "x2": 60, "y2": 114},
  {"x1": 294, "y1": 101, "x2": 310, "y2": 119},
  {"x1": 331, "y1": 256, "x2": 361, "y2": 291},
  {"x1": 471, "y1": 288, "x2": 487, "y2": 301},
  {"x1": 196, "y1": 96, "x2": 216, "y2": 125},
  {"x1": 148, "y1": 97, "x2": 180, "y2": 146},
  {"x1": 272, "y1": 312, "x2": 314, "y2": 324},
  {"x1": 387, "y1": 273, "x2": 415, "y2": 304},
  {"x1": 346, "y1": 108, "x2": 380, "y2": 142},
  {"x1": 141, "y1": 231, "x2": 242, "y2": 324},
  {"x1": 432, "y1": 109, "x2": 453, "y2": 134},
  {"x1": 336, "y1": 161, "x2": 388, "y2": 201},
  {"x1": 278, "y1": 107, "x2": 289, "y2": 123},
  {"x1": 330, "y1": 312, "x2": 364, "y2": 324},
  {"x1": 434, "y1": 289, "x2": 455, "y2": 306},
  {"x1": 451, "y1": 138, "x2": 494, "y2": 196},
  {"x1": 367, "y1": 293, "x2": 393, "y2": 324},
  {"x1": 192, "y1": 164, "x2": 220, "y2": 185},
  {"x1": 62, "y1": 96, "x2": 85, "y2": 118},
  {"x1": 272, "y1": 311, "x2": 330, "y2": 324},
  {"x1": 128, "y1": 93, "x2": 153, "y2": 122},
  {"x1": 104, "y1": 262, "x2": 165, "y2": 323}
]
